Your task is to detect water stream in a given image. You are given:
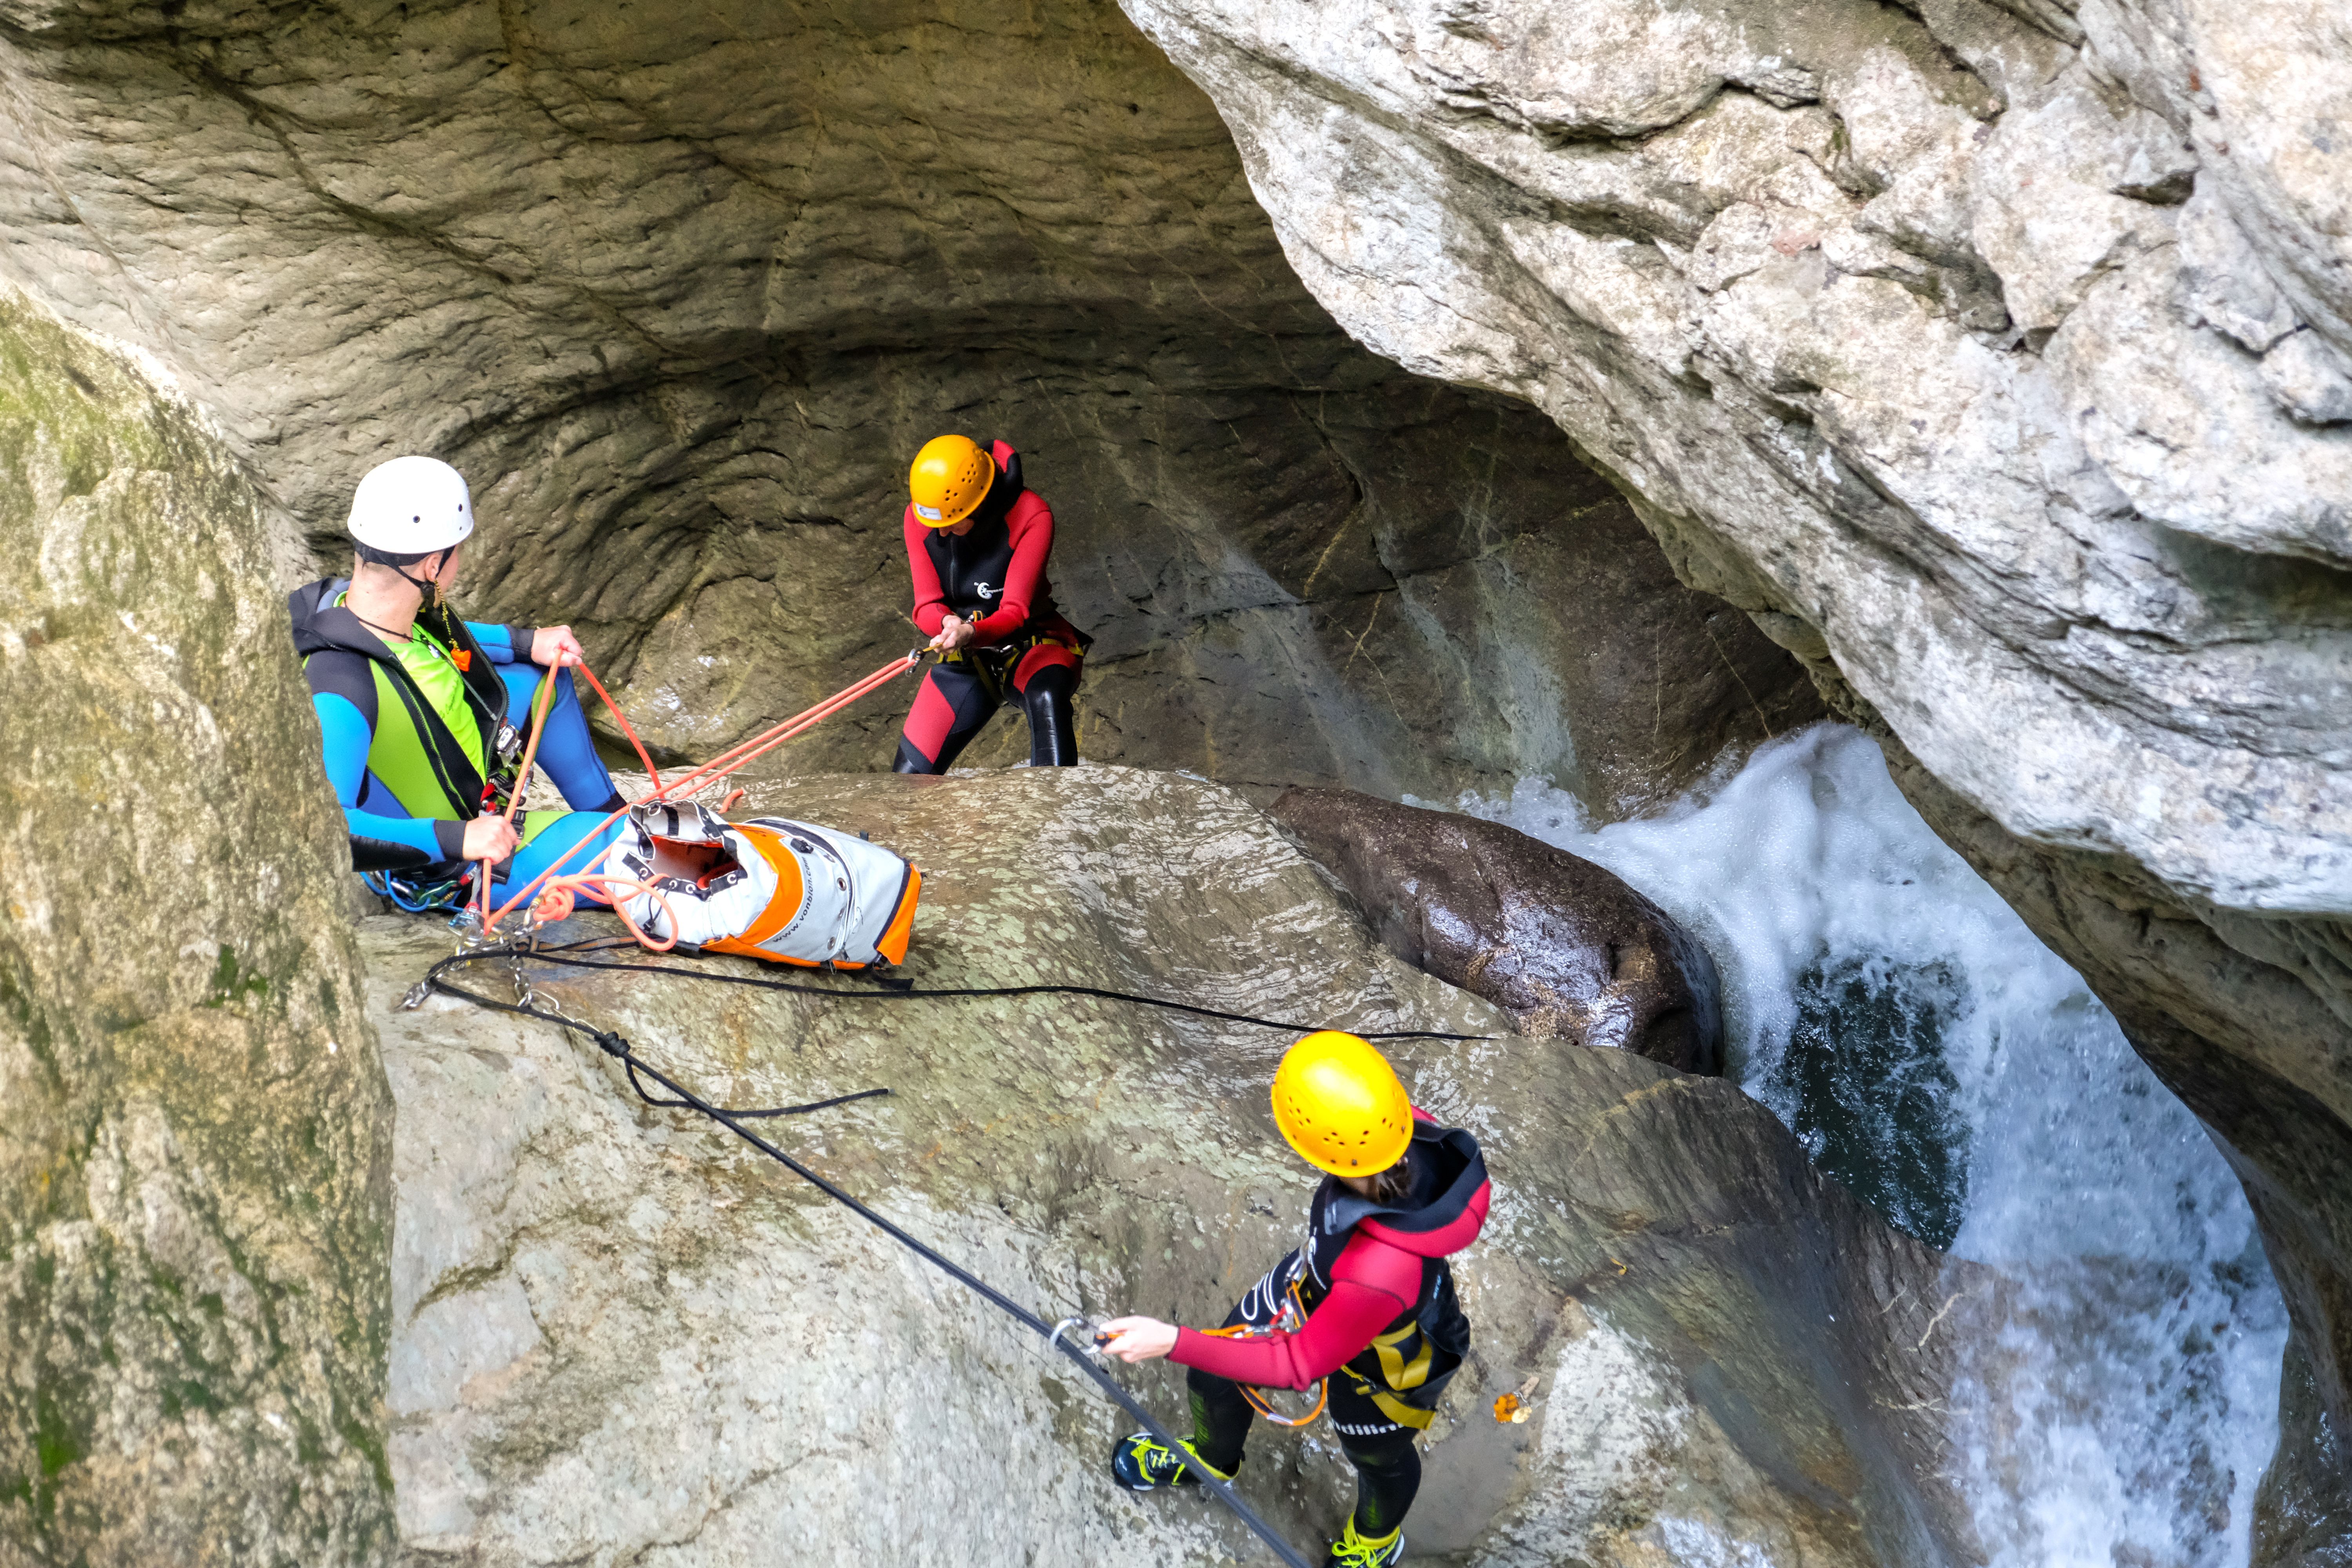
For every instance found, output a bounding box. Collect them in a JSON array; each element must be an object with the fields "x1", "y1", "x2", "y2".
[{"x1": 1429, "y1": 723, "x2": 2288, "y2": 1568}]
